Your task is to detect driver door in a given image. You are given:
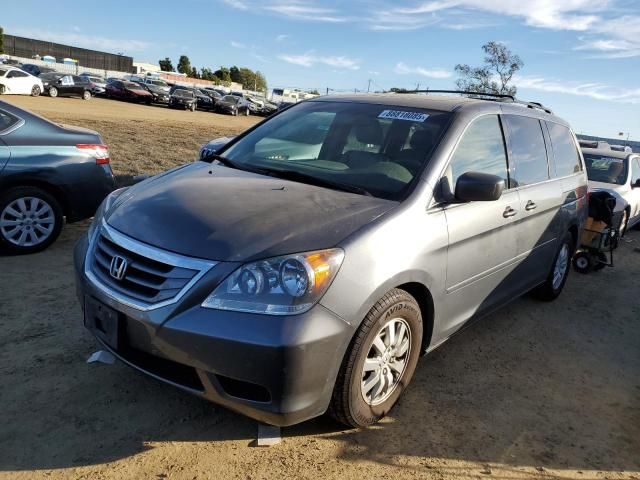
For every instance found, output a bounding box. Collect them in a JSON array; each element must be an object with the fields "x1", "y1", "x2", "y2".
[{"x1": 440, "y1": 114, "x2": 521, "y2": 334}]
